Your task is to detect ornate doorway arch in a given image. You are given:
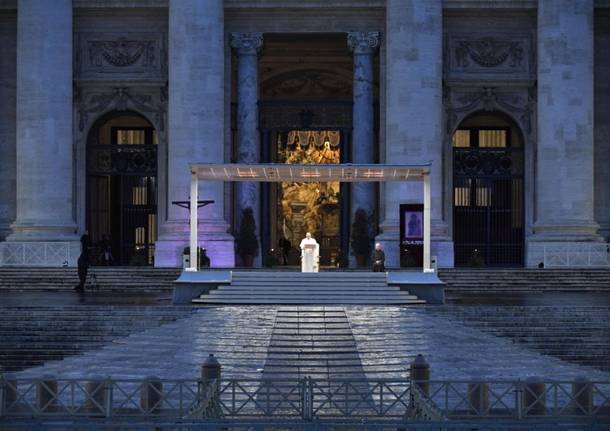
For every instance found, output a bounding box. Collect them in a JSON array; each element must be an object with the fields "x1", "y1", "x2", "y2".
[
  {"x1": 452, "y1": 110, "x2": 525, "y2": 266},
  {"x1": 86, "y1": 111, "x2": 158, "y2": 265}
]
